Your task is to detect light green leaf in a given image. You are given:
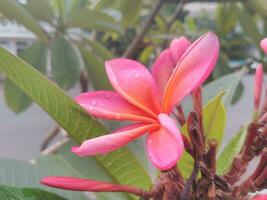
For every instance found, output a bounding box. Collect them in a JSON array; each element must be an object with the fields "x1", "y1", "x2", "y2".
[
  {"x1": 4, "y1": 42, "x2": 47, "y2": 113},
  {"x1": 0, "y1": 186, "x2": 68, "y2": 200},
  {"x1": 80, "y1": 46, "x2": 112, "y2": 90},
  {"x1": 0, "y1": 0, "x2": 48, "y2": 42},
  {"x1": 203, "y1": 91, "x2": 226, "y2": 148},
  {"x1": 51, "y1": 35, "x2": 81, "y2": 90},
  {"x1": 119, "y1": 0, "x2": 142, "y2": 28},
  {"x1": 68, "y1": 9, "x2": 122, "y2": 34},
  {"x1": 217, "y1": 126, "x2": 247, "y2": 175},
  {"x1": 25, "y1": 0, "x2": 54, "y2": 23},
  {"x1": 179, "y1": 92, "x2": 226, "y2": 177},
  {"x1": 0, "y1": 48, "x2": 151, "y2": 197}
]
